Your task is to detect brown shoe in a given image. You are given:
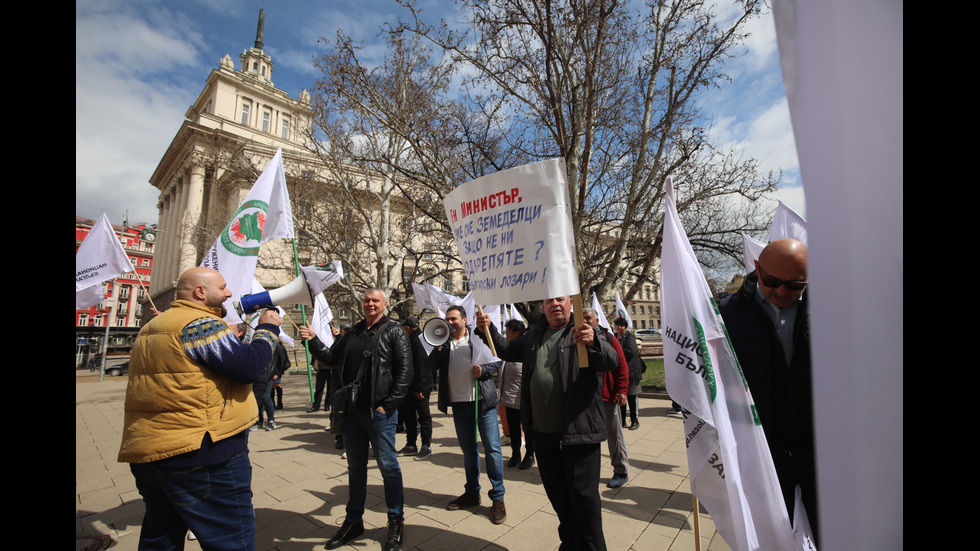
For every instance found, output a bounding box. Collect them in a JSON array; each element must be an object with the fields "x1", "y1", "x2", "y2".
[
  {"x1": 490, "y1": 499, "x2": 507, "y2": 524},
  {"x1": 446, "y1": 492, "x2": 481, "y2": 511}
]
